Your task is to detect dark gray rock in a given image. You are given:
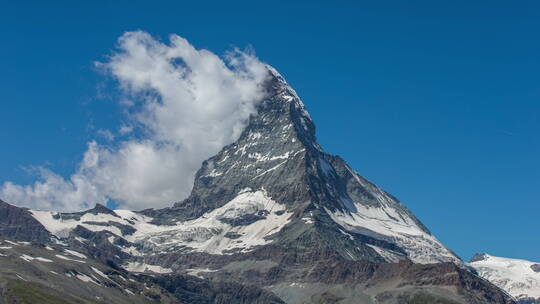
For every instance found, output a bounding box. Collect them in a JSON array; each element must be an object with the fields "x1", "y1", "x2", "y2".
[
  {"x1": 470, "y1": 253, "x2": 489, "y2": 263},
  {"x1": 142, "y1": 273, "x2": 285, "y2": 304},
  {"x1": 218, "y1": 214, "x2": 266, "y2": 226},
  {"x1": 0, "y1": 200, "x2": 51, "y2": 243},
  {"x1": 68, "y1": 225, "x2": 133, "y2": 266},
  {"x1": 517, "y1": 298, "x2": 540, "y2": 304}
]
